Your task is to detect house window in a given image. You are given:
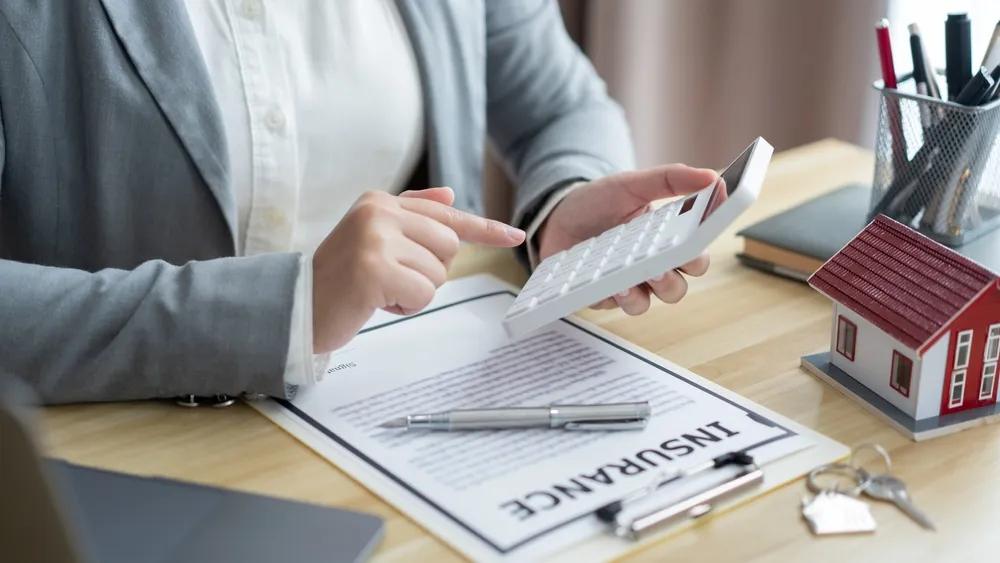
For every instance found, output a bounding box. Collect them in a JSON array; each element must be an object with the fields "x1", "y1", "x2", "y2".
[
  {"x1": 986, "y1": 324, "x2": 1000, "y2": 363},
  {"x1": 949, "y1": 369, "x2": 966, "y2": 408},
  {"x1": 955, "y1": 330, "x2": 973, "y2": 369},
  {"x1": 836, "y1": 316, "x2": 857, "y2": 361},
  {"x1": 980, "y1": 363, "x2": 997, "y2": 401},
  {"x1": 889, "y1": 351, "x2": 912, "y2": 397}
]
